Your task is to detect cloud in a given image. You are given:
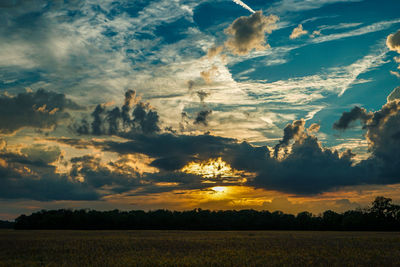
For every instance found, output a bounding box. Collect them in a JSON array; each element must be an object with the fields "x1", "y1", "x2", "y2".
[
  {"x1": 207, "y1": 46, "x2": 223, "y2": 59},
  {"x1": 97, "y1": 133, "x2": 251, "y2": 172},
  {"x1": 311, "y1": 19, "x2": 400, "y2": 44},
  {"x1": 73, "y1": 90, "x2": 160, "y2": 136},
  {"x1": 387, "y1": 86, "x2": 400, "y2": 102},
  {"x1": 386, "y1": 29, "x2": 400, "y2": 53},
  {"x1": 79, "y1": 126, "x2": 356, "y2": 195},
  {"x1": 0, "y1": 0, "x2": 201, "y2": 106},
  {"x1": 0, "y1": 143, "x2": 98, "y2": 201},
  {"x1": 251, "y1": 123, "x2": 358, "y2": 194},
  {"x1": 390, "y1": 71, "x2": 400, "y2": 78},
  {"x1": 290, "y1": 24, "x2": 308, "y2": 39},
  {"x1": 0, "y1": 89, "x2": 80, "y2": 134},
  {"x1": 310, "y1": 30, "x2": 322, "y2": 38},
  {"x1": 387, "y1": 30, "x2": 400, "y2": 70},
  {"x1": 394, "y1": 56, "x2": 400, "y2": 66},
  {"x1": 2, "y1": 1, "x2": 400, "y2": 201},
  {"x1": 224, "y1": 11, "x2": 279, "y2": 55},
  {"x1": 268, "y1": 0, "x2": 363, "y2": 14},
  {"x1": 0, "y1": 140, "x2": 186, "y2": 200},
  {"x1": 122, "y1": 89, "x2": 139, "y2": 126},
  {"x1": 187, "y1": 80, "x2": 195, "y2": 90},
  {"x1": 334, "y1": 100, "x2": 400, "y2": 184},
  {"x1": 69, "y1": 155, "x2": 143, "y2": 194},
  {"x1": 308, "y1": 123, "x2": 320, "y2": 133},
  {"x1": 273, "y1": 119, "x2": 306, "y2": 158},
  {"x1": 59, "y1": 102, "x2": 400, "y2": 196},
  {"x1": 236, "y1": 50, "x2": 388, "y2": 105},
  {"x1": 333, "y1": 106, "x2": 372, "y2": 130},
  {"x1": 58, "y1": 87, "x2": 400, "y2": 196},
  {"x1": 20, "y1": 145, "x2": 62, "y2": 166},
  {"x1": 194, "y1": 110, "x2": 212, "y2": 126},
  {"x1": 200, "y1": 66, "x2": 219, "y2": 84},
  {"x1": 197, "y1": 90, "x2": 210, "y2": 103},
  {"x1": 133, "y1": 102, "x2": 161, "y2": 134}
]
